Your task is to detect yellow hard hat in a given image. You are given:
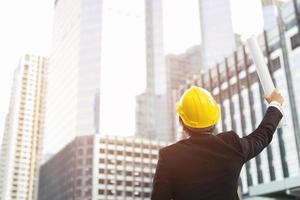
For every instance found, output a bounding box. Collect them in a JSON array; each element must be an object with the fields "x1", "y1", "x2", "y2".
[{"x1": 176, "y1": 86, "x2": 220, "y2": 128}]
